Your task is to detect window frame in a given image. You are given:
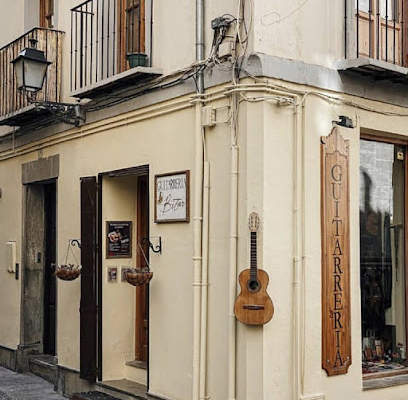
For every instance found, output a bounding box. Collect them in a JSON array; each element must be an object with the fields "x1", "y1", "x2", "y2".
[
  {"x1": 40, "y1": 0, "x2": 54, "y2": 29},
  {"x1": 355, "y1": 0, "x2": 406, "y2": 65},
  {"x1": 360, "y1": 132, "x2": 408, "y2": 379},
  {"x1": 117, "y1": 0, "x2": 146, "y2": 73}
]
